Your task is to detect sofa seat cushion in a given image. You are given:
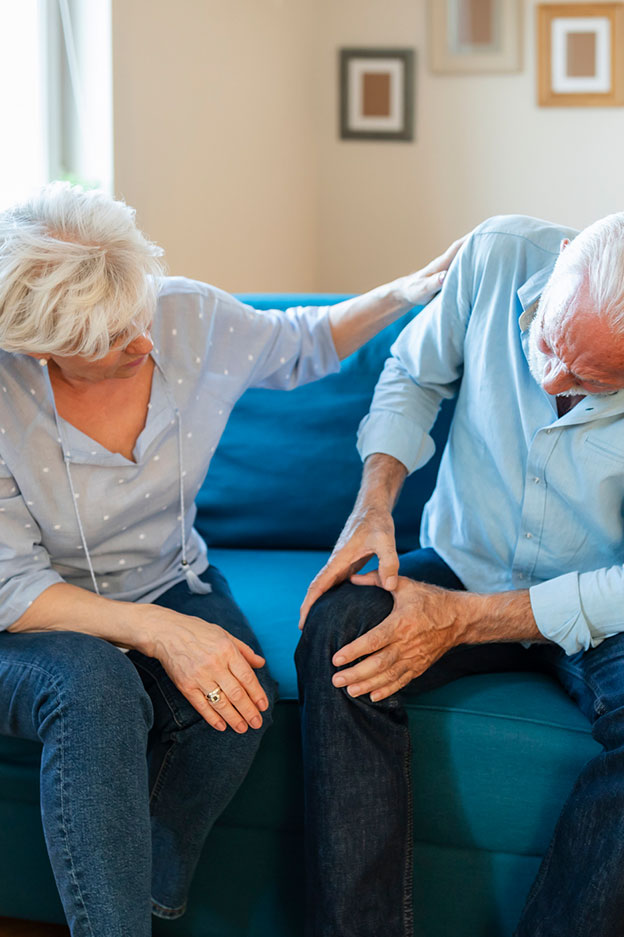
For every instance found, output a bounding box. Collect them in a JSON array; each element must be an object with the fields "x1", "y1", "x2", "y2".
[
  {"x1": 409, "y1": 672, "x2": 600, "y2": 855},
  {"x1": 215, "y1": 673, "x2": 598, "y2": 858},
  {"x1": 0, "y1": 548, "x2": 600, "y2": 861}
]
